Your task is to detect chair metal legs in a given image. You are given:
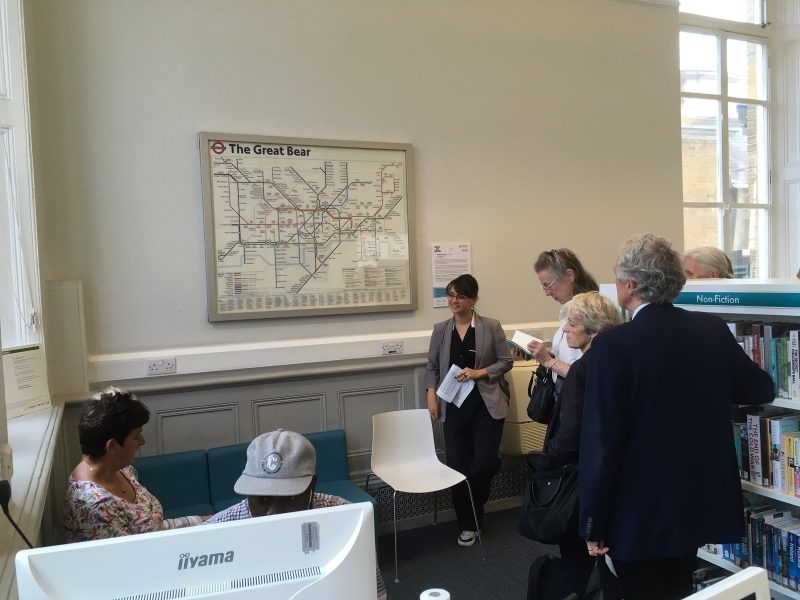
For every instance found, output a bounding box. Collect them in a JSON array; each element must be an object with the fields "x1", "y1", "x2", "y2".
[
  {"x1": 392, "y1": 489, "x2": 399, "y2": 583},
  {"x1": 465, "y1": 479, "x2": 486, "y2": 561},
  {"x1": 389, "y1": 482, "x2": 486, "y2": 584}
]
